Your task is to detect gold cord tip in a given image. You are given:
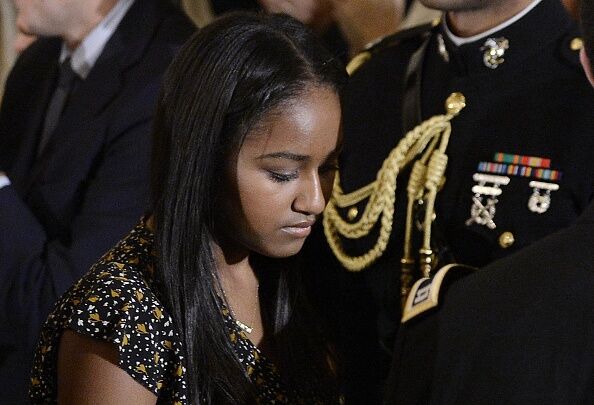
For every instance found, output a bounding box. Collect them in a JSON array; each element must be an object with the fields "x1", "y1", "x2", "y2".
[{"x1": 445, "y1": 92, "x2": 466, "y2": 116}]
